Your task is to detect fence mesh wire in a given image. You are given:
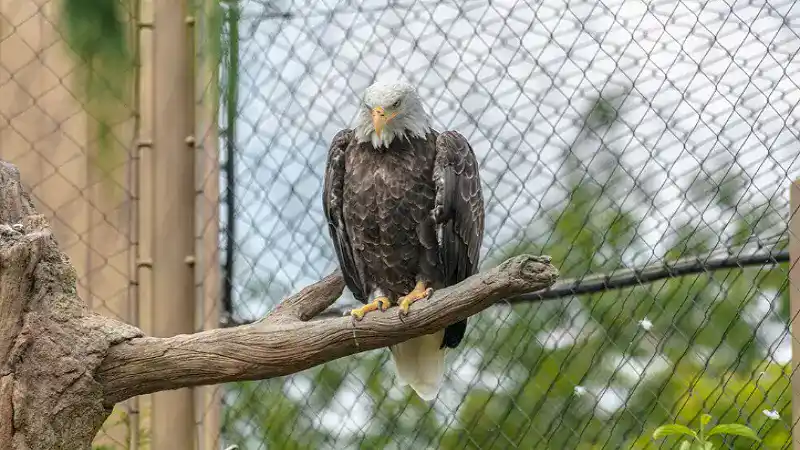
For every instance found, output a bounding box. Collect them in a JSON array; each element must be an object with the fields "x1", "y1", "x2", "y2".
[
  {"x1": 2, "y1": 0, "x2": 799, "y2": 448},
  {"x1": 219, "y1": 0, "x2": 799, "y2": 449},
  {"x1": 0, "y1": 0, "x2": 140, "y2": 448}
]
